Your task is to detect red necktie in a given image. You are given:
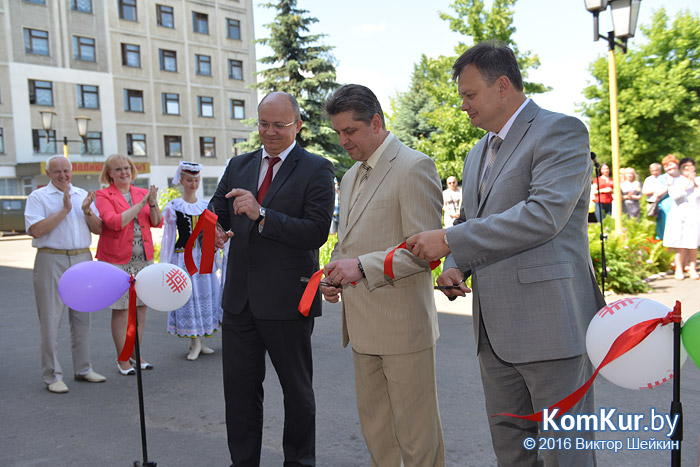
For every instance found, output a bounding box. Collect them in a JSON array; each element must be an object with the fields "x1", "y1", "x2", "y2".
[{"x1": 257, "y1": 156, "x2": 281, "y2": 203}]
